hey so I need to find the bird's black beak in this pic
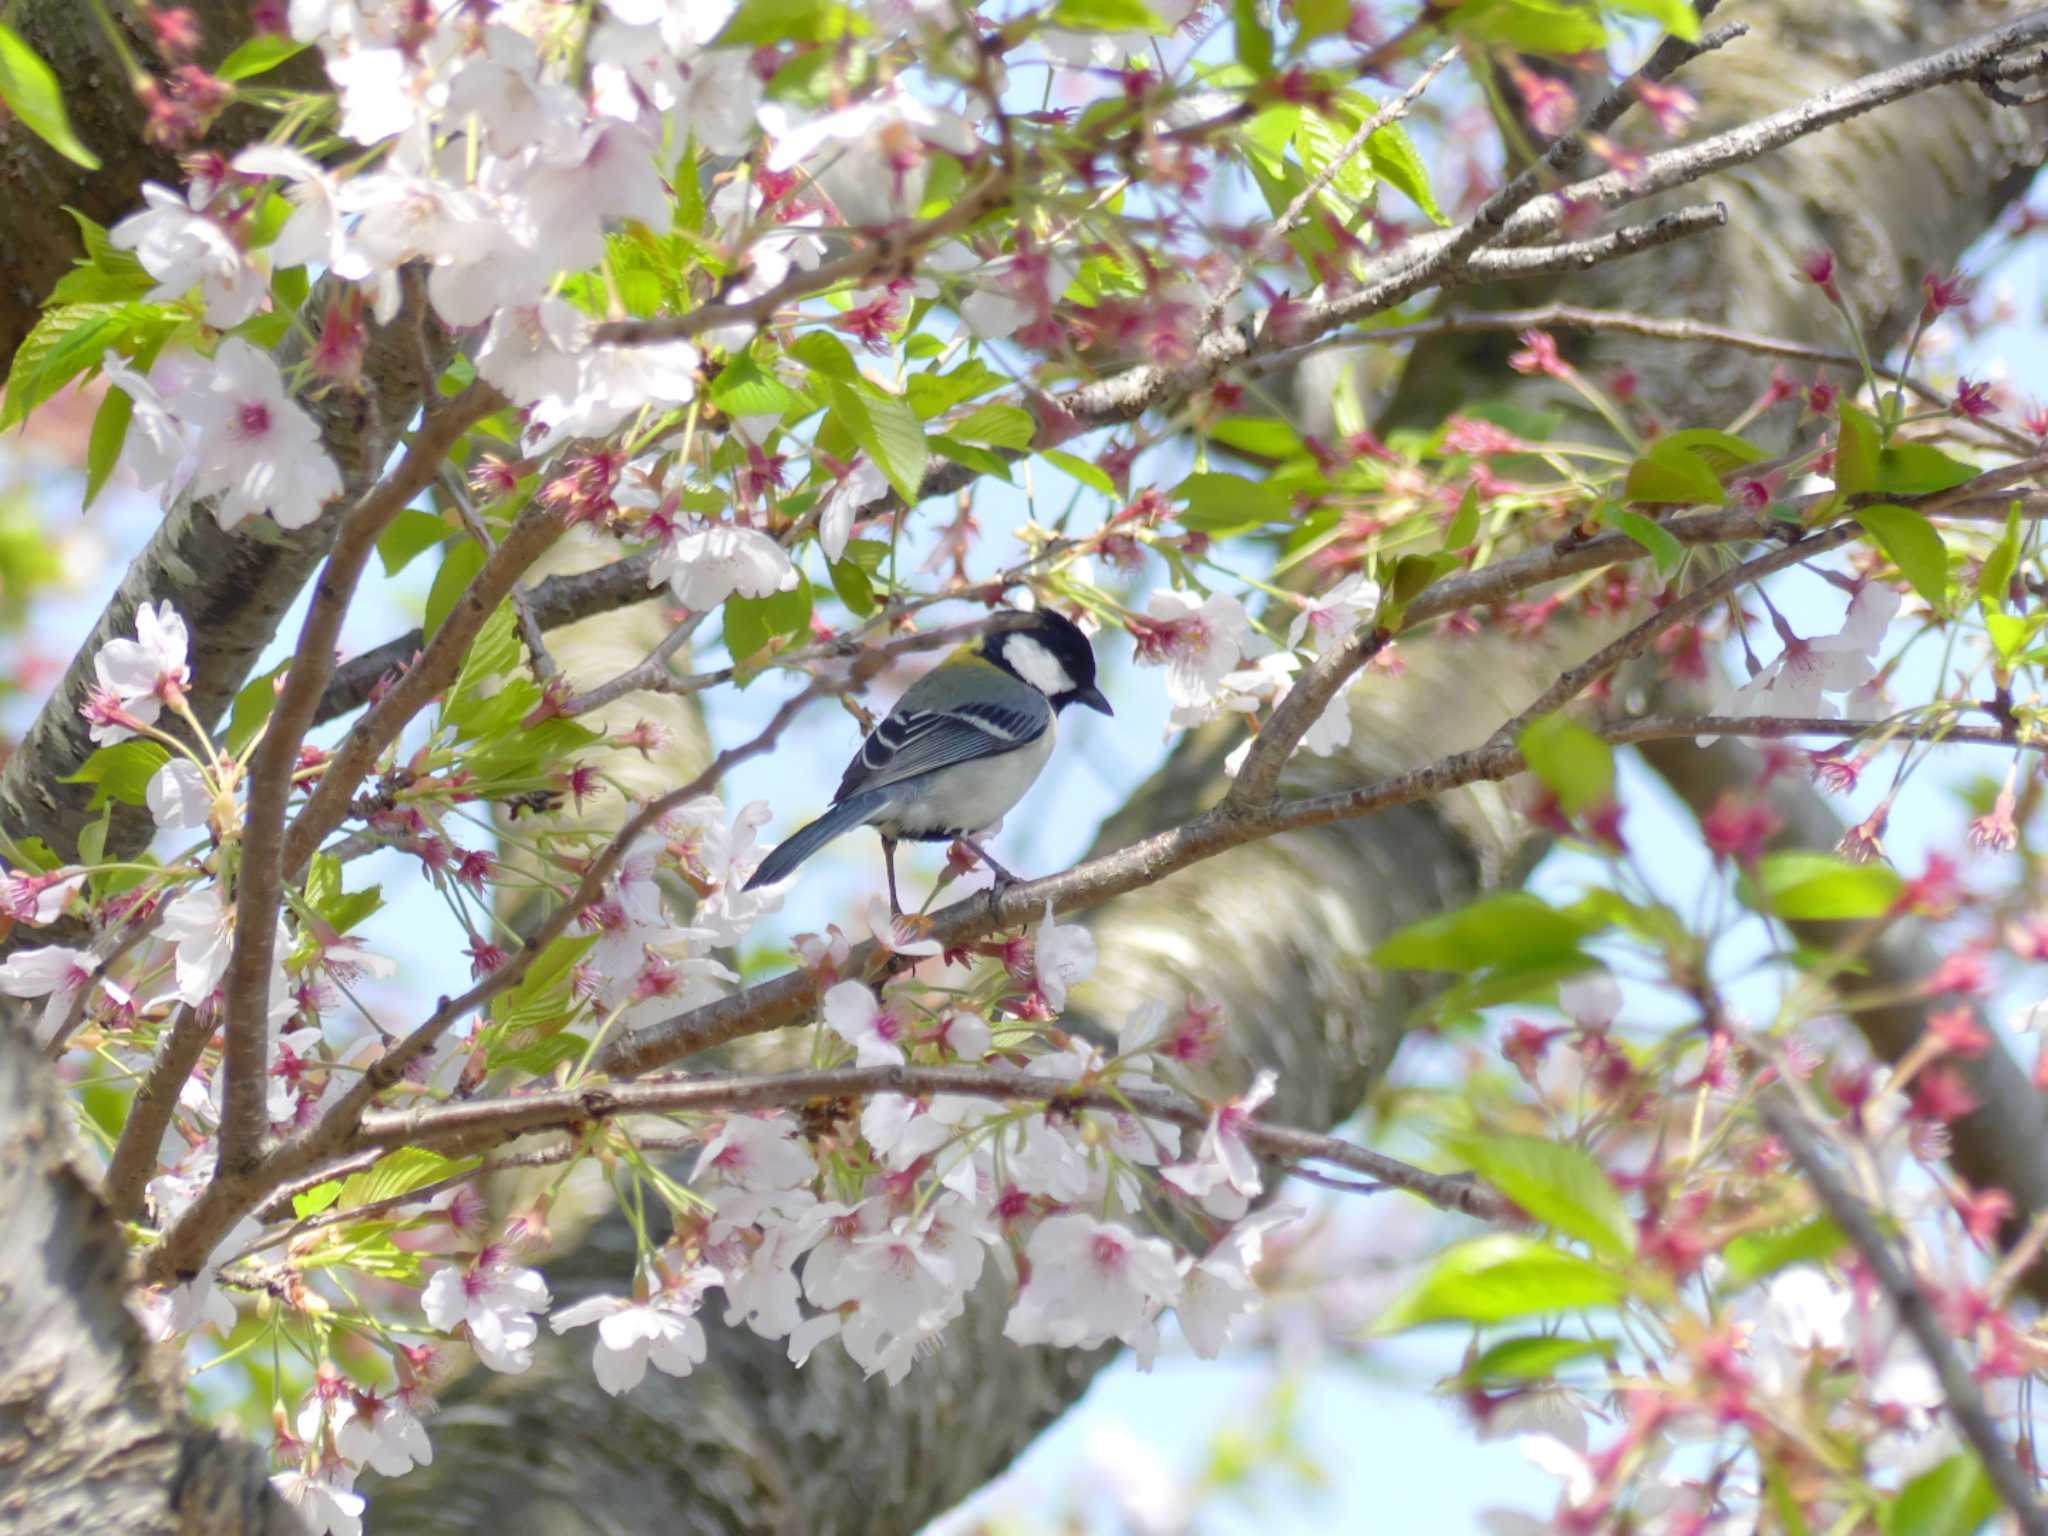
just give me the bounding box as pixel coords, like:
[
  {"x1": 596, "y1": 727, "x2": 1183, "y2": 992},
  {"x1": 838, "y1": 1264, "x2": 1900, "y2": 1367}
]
[{"x1": 1074, "y1": 685, "x2": 1113, "y2": 716}]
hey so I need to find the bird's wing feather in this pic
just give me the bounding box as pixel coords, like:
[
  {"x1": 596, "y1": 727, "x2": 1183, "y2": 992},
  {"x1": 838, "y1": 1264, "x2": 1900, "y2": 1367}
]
[{"x1": 835, "y1": 693, "x2": 1050, "y2": 801}]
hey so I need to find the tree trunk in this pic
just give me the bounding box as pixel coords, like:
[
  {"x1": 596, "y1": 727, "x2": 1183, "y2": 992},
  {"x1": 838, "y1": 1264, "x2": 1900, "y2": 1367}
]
[{"x1": 0, "y1": 1014, "x2": 300, "y2": 1535}]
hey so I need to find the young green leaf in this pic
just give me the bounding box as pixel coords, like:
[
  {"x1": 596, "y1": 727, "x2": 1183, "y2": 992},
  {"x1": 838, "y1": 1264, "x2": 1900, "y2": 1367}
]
[
  {"x1": 1374, "y1": 1235, "x2": 1627, "y2": 1332},
  {"x1": 1443, "y1": 1132, "x2": 1636, "y2": 1260},
  {"x1": 1855, "y1": 504, "x2": 1949, "y2": 612},
  {"x1": 1517, "y1": 713, "x2": 1615, "y2": 815},
  {"x1": 83, "y1": 386, "x2": 134, "y2": 511},
  {"x1": 1883, "y1": 1454, "x2": 1998, "y2": 1536},
  {"x1": 0, "y1": 23, "x2": 100, "y2": 169},
  {"x1": 1743, "y1": 851, "x2": 1903, "y2": 920}
]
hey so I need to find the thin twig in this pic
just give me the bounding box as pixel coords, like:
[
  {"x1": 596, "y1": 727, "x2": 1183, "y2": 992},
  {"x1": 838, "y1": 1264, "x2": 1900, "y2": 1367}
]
[{"x1": 101, "y1": 1004, "x2": 211, "y2": 1221}]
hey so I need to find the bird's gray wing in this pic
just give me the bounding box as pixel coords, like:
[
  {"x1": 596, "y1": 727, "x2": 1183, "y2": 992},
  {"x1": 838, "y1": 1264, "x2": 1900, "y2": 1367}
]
[{"x1": 834, "y1": 694, "x2": 1050, "y2": 801}]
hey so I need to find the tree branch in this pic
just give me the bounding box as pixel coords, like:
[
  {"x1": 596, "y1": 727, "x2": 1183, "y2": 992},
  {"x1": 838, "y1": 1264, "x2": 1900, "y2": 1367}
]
[
  {"x1": 1759, "y1": 1091, "x2": 2047, "y2": 1536},
  {"x1": 346, "y1": 1064, "x2": 1513, "y2": 1222},
  {"x1": 218, "y1": 381, "x2": 505, "y2": 1174}
]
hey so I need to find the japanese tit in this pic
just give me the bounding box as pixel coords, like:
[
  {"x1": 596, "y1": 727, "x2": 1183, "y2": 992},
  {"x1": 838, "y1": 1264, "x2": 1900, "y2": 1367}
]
[{"x1": 744, "y1": 607, "x2": 1112, "y2": 914}]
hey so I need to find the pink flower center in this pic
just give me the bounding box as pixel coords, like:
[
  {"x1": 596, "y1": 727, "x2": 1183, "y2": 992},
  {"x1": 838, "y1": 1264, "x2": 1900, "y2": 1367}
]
[
  {"x1": 237, "y1": 400, "x2": 271, "y2": 437},
  {"x1": 1089, "y1": 1232, "x2": 1127, "y2": 1272}
]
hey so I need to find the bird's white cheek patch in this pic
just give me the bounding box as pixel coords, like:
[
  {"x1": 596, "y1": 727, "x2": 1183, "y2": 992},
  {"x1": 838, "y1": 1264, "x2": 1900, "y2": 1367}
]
[{"x1": 1004, "y1": 635, "x2": 1075, "y2": 697}]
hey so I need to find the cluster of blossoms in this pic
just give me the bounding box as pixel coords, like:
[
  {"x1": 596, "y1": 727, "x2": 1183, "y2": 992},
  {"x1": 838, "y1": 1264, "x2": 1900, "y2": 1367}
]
[{"x1": 5, "y1": 597, "x2": 1298, "y2": 1528}]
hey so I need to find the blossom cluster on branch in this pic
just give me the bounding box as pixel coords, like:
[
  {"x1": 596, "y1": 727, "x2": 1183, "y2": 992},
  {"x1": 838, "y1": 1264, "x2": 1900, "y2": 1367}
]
[{"x1": 5, "y1": 0, "x2": 2048, "y2": 1530}]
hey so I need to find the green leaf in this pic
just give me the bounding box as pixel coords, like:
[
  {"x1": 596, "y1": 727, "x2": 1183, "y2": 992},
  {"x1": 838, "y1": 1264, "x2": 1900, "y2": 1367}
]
[
  {"x1": 1445, "y1": 1132, "x2": 1635, "y2": 1260},
  {"x1": 339, "y1": 1148, "x2": 479, "y2": 1210},
  {"x1": 491, "y1": 932, "x2": 599, "y2": 1031},
  {"x1": 928, "y1": 434, "x2": 1012, "y2": 481},
  {"x1": 304, "y1": 851, "x2": 383, "y2": 934},
  {"x1": 214, "y1": 33, "x2": 310, "y2": 80},
  {"x1": 1743, "y1": 851, "x2": 1903, "y2": 920},
  {"x1": 0, "y1": 22, "x2": 99, "y2": 169},
  {"x1": 61, "y1": 740, "x2": 171, "y2": 809},
  {"x1": 1986, "y1": 611, "x2": 2039, "y2": 665},
  {"x1": 905, "y1": 358, "x2": 1005, "y2": 418},
  {"x1": 1603, "y1": 505, "x2": 1684, "y2": 577},
  {"x1": 293, "y1": 1181, "x2": 344, "y2": 1218},
  {"x1": 712, "y1": 353, "x2": 810, "y2": 416},
  {"x1": 1624, "y1": 442, "x2": 1725, "y2": 506},
  {"x1": 718, "y1": 0, "x2": 864, "y2": 44},
  {"x1": 1207, "y1": 416, "x2": 1304, "y2": 462},
  {"x1": 1884, "y1": 1454, "x2": 1998, "y2": 1536},
  {"x1": 1040, "y1": 448, "x2": 1118, "y2": 497},
  {"x1": 225, "y1": 661, "x2": 288, "y2": 757},
  {"x1": 1517, "y1": 714, "x2": 1615, "y2": 816},
  {"x1": 1654, "y1": 427, "x2": 1765, "y2": 473},
  {"x1": 830, "y1": 380, "x2": 927, "y2": 507},
  {"x1": 1374, "y1": 892, "x2": 1602, "y2": 974},
  {"x1": 1233, "y1": 0, "x2": 1272, "y2": 73},
  {"x1": 1049, "y1": 0, "x2": 1167, "y2": 30},
  {"x1": 1381, "y1": 551, "x2": 1459, "y2": 620},
  {"x1": 1876, "y1": 442, "x2": 1978, "y2": 497},
  {"x1": 1604, "y1": 0, "x2": 1701, "y2": 40},
  {"x1": 1, "y1": 301, "x2": 181, "y2": 433},
  {"x1": 1174, "y1": 471, "x2": 1292, "y2": 533},
  {"x1": 1856, "y1": 504, "x2": 1949, "y2": 612},
  {"x1": 1457, "y1": 1333, "x2": 1618, "y2": 1387},
  {"x1": 791, "y1": 328, "x2": 861, "y2": 383},
  {"x1": 724, "y1": 572, "x2": 814, "y2": 661},
  {"x1": 77, "y1": 802, "x2": 111, "y2": 866},
  {"x1": 1978, "y1": 501, "x2": 2023, "y2": 618},
  {"x1": 423, "y1": 538, "x2": 488, "y2": 640},
  {"x1": 1720, "y1": 1218, "x2": 1846, "y2": 1288},
  {"x1": 1443, "y1": 484, "x2": 1481, "y2": 550},
  {"x1": 1374, "y1": 1235, "x2": 1627, "y2": 1332},
  {"x1": 1835, "y1": 405, "x2": 1881, "y2": 495},
  {"x1": 949, "y1": 402, "x2": 1036, "y2": 450},
  {"x1": 1449, "y1": 0, "x2": 1609, "y2": 52},
  {"x1": 83, "y1": 385, "x2": 133, "y2": 510},
  {"x1": 829, "y1": 557, "x2": 876, "y2": 617},
  {"x1": 1294, "y1": 0, "x2": 1350, "y2": 36},
  {"x1": 378, "y1": 508, "x2": 452, "y2": 578}
]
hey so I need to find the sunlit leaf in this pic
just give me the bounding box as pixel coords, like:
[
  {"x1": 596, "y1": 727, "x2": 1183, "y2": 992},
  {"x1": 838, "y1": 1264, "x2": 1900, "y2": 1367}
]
[
  {"x1": 1443, "y1": 1132, "x2": 1636, "y2": 1260},
  {"x1": 1375, "y1": 1235, "x2": 1627, "y2": 1332}
]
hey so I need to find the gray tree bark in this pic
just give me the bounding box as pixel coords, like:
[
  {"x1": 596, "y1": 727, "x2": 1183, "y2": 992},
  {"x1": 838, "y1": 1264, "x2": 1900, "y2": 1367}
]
[{"x1": 0, "y1": 1011, "x2": 298, "y2": 1535}]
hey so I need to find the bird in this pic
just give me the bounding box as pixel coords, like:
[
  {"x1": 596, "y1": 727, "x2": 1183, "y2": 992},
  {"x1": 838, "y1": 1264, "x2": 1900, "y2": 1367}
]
[{"x1": 744, "y1": 607, "x2": 1112, "y2": 914}]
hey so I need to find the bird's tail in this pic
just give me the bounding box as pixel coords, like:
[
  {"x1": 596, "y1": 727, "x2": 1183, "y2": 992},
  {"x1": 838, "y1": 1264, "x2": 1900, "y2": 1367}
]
[{"x1": 744, "y1": 790, "x2": 891, "y2": 891}]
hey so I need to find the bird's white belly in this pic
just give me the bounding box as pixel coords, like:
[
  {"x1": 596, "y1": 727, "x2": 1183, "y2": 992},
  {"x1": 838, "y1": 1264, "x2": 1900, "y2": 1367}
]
[{"x1": 883, "y1": 722, "x2": 1057, "y2": 837}]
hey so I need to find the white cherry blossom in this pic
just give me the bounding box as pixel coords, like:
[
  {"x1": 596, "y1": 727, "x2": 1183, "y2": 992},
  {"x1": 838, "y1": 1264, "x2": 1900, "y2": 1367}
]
[
  {"x1": 550, "y1": 1277, "x2": 714, "y2": 1394},
  {"x1": 0, "y1": 945, "x2": 97, "y2": 1044},
  {"x1": 98, "y1": 352, "x2": 195, "y2": 499},
  {"x1": 1033, "y1": 901, "x2": 1097, "y2": 1011},
  {"x1": 88, "y1": 599, "x2": 189, "y2": 744},
  {"x1": 823, "y1": 980, "x2": 909, "y2": 1066},
  {"x1": 147, "y1": 758, "x2": 213, "y2": 831},
  {"x1": 648, "y1": 522, "x2": 797, "y2": 613},
  {"x1": 1004, "y1": 1214, "x2": 1181, "y2": 1354},
  {"x1": 695, "y1": 1112, "x2": 817, "y2": 1191},
  {"x1": 420, "y1": 1255, "x2": 551, "y2": 1373},
  {"x1": 111, "y1": 182, "x2": 265, "y2": 327},
  {"x1": 271, "y1": 1471, "x2": 367, "y2": 1536},
  {"x1": 182, "y1": 339, "x2": 343, "y2": 529}
]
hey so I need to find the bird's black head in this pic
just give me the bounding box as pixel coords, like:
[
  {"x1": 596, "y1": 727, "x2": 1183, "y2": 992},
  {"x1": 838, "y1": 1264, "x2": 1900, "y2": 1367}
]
[{"x1": 985, "y1": 607, "x2": 1113, "y2": 716}]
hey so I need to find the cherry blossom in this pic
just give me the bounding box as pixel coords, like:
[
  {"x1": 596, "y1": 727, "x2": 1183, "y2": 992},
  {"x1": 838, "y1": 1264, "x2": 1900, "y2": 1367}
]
[
  {"x1": 1160, "y1": 1070, "x2": 1275, "y2": 1220},
  {"x1": 270, "y1": 1470, "x2": 367, "y2": 1536},
  {"x1": 648, "y1": 521, "x2": 798, "y2": 613},
  {"x1": 550, "y1": 1278, "x2": 714, "y2": 1394},
  {"x1": 822, "y1": 980, "x2": 909, "y2": 1066},
  {"x1": 232, "y1": 145, "x2": 362, "y2": 277},
  {"x1": 0, "y1": 945, "x2": 97, "y2": 1044},
  {"x1": 1004, "y1": 1214, "x2": 1182, "y2": 1354},
  {"x1": 420, "y1": 1254, "x2": 552, "y2": 1373},
  {"x1": 86, "y1": 599, "x2": 189, "y2": 745},
  {"x1": 695, "y1": 1113, "x2": 818, "y2": 1192},
  {"x1": 147, "y1": 758, "x2": 213, "y2": 831},
  {"x1": 98, "y1": 351, "x2": 195, "y2": 497},
  {"x1": 1177, "y1": 1204, "x2": 1298, "y2": 1358},
  {"x1": 817, "y1": 459, "x2": 889, "y2": 562},
  {"x1": 181, "y1": 339, "x2": 343, "y2": 529},
  {"x1": 1033, "y1": 902, "x2": 1097, "y2": 1011},
  {"x1": 1136, "y1": 589, "x2": 1254, "y2": 725},
  {"x1": 111, "y1": 182, "x2": 265, "y2": 326}
]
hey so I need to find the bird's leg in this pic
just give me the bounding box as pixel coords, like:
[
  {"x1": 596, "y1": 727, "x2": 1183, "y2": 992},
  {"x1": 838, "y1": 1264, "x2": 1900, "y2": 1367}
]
[
  {"x1": 959, "y1": 836, "x2": 1018, "y2": 891},
  {"x1": 881, "y1": 835, "x2": 904, "y2": 918}
]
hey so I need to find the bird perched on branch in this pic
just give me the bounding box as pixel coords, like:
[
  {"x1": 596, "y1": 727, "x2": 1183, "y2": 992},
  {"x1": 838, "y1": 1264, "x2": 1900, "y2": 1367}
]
[{"x1": 745, "y1": 607, "x2": 1112, "y2": 914}]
